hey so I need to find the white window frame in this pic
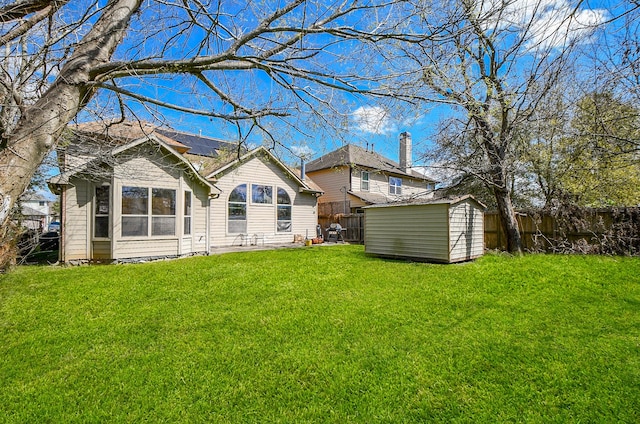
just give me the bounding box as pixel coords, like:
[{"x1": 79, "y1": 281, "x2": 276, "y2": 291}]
[
  {"x1": 228, "y1": 184, "x2": 247, "y2": 234},
  {"x1": 276, "y1": 187, "x2": 292, "y2": 233},
  {"x1": 183, "y1": 190, "x2": 192, "y2": 236},
  {"x1": 121, "y1": 186, "x2": 176, "y2": 237},
  {"x1": 94, "y1": 185, "x2": 110, "y2": 239},
  {"x1": 251, "y1": 184, "x2": 273, "y2": 204},
  {"x1": 389, "y1": 176, "x2": 402, "y2": 195},
  {"x1": 361, "y1": 171, "x2": 370, "y2": 191}
]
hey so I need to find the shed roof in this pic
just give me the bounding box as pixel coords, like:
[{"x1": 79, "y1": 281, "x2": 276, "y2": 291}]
[{"x1": 363, "y1": 194, "x2": 487, "y2": 210}]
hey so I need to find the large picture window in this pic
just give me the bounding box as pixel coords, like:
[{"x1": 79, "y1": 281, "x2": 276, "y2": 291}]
[
  {"x1": 228, "y1": 184, "x2": 247, "y2": 233},
  {"x1": 277, "y1": 187, "x2": 292, "y2": 233},
  {"x1": 121, "y1": 186, "x2": 176, "y2": 237},
  {"x1": 389, "y1": 176, "x2": 402, "y2": 195},
  {"x1": 94, "y1": 186, "x2": 110, "y2": 238},
  {"x1": 151, "y1": 188, "x2": 176, "y2": 236},
  {"x1": 122, "y1": 186, "x2": 148, "y2": 236},
  {"x1": 251, "y1": 184, "x2": 273, "y2": 204}
]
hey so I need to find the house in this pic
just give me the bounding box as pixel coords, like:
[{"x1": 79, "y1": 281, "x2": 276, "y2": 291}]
[
  {"x1": 363, "y1": 195, "x2": 486, "y2": 263},
  {"x1": 305, "y1": 132, "x2": 437, "y2": 214},
  {"x1": 48, "y1": 121, "x2": 321, "y2": 263},
  {"x1": 206, "y1": 147, "x2": 323, "y2": 247},
  {"x1": 18, "y1": 193, "x2": 56, "y2": 231}
]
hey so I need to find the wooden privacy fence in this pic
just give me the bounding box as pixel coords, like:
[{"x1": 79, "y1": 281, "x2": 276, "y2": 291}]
[
  {"x1": 485, "y1": 208, "x2": 640, "y2": 254},
  {"x1": 317, "y1": 214, "x2": 364, "y2": 243}
]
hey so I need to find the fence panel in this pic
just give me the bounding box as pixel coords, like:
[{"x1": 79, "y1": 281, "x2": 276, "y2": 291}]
[
  {"x1": 318, "y1": 214, "x2": 364, "y2": 243},
  {"x1": 484, "y1": 208, "x2": 640, "y2": 253}
]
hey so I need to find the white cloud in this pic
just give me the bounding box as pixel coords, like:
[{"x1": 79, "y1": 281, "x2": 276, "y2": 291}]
[
  {"x1": 481, "y1": 0, "x2": 608, "y2": 50},
  {"x1": 351, "y1": 106, "x2": 397, "y2": 135},
  {"x1": 291, "y1": 145, "x2": 315, "y2": 159}
]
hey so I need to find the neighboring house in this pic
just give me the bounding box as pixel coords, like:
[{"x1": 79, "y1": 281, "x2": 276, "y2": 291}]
[
  {"x1": 364, "y1": 195, "x2": 486, "y2": 263},
  {"x1": 305, "y1": 132, "x2": 437, "y2": 213},
  {"x1": 48, "y1": 121, "x2": 322, "y2": 263},
  {"x1": 18, "y1": 193, "x2": 56, "y2": 231}
]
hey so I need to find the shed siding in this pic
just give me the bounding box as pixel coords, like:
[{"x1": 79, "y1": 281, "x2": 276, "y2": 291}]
[
  {"x1": 306, "y1": 167, "x2": 349, "y2": 203},
  {"x1": 63, "y1": 178, "x2": 91, "y2": 261},
  {"x1": 448, "y1": 200, "x2": 484, "y2": 262},
  {"x1": 210, "y1": 155, "x2": 318, "y2": 247},
  {"x1": 365, "y1": 204, "x2": 450, "y2": 262}
]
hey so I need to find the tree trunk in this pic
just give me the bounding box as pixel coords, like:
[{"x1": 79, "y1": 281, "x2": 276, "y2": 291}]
[
  {"x1": 0, "y1": 0, "x2": 142, "y2": 269},
  {"x1": 494, "y1": 185, "x2": 523, "y2": 254}
]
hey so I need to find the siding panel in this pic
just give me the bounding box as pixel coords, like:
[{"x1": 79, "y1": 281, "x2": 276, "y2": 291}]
[
  {"x1": 365, "y1": 200, "x2": 484, "y2": 263},
  {"x1": 63, "y1": 179, "x2": 90, "y2": 261},
  {"x1": 365, "y1": 204, "x2": 450, "y2": 262},
  {"x1": 210, "y1": 154, "x2": 318, "y2": 247},
  {"x1": 449, "y1": 201, "x2": 485, "y2": 262}
]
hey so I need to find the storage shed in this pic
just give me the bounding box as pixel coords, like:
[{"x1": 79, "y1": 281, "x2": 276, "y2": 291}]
[{"x1": 364, "y1": 195, "x2": 486, "y2": 263}]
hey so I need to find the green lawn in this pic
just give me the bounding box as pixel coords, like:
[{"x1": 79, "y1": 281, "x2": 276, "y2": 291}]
[{"x1": 1, "y1": 245, "x2": 639, "y2": 423}]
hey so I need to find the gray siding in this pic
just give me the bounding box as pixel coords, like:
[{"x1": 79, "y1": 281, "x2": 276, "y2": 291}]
[
  {"x1": 365, "y1": 204, "x2": 450, "y2": 262},
  {"x1": 353, "y1": 168, "x2": 431, "y2": 199},
  {"x1": 364, "y1": 200, "x2": 484, "y2": 263},
  {"x1": 448, "y1": 200, "x2": 485, "y2": 262},
  {"x1": 63, "y1": 178, "x2": 91, "y2": 261},
  {"x1": 210, "y1": 154, "x2": 318, "y2": 247},
  {"x1": 61, "y1": 144, "x2": 211, "y2": 262}
]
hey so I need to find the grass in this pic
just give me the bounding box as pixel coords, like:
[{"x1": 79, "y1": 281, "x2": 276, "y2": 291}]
[{"x1": 1, "y1": 245, "x2": 639, "y2": 423}]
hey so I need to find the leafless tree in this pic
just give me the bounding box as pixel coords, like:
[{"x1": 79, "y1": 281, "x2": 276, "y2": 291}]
[
  {"x1": 0, "y1": 0, "x2": 418, "y2": 265},
  {"x1": 373, "y1": 0, "x2": 615, "y2": 253}
]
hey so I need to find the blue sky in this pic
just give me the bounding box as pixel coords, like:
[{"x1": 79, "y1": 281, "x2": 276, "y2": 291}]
[{"x1": 80, "y1": 0, "x2": 623, "y2": 171}]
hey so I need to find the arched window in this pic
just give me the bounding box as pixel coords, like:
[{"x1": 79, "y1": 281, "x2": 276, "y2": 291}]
[
  {"x1": 228, "y1": 184, "x2": 247, "y2": 233},
  {"x1": 277, "y1": 187, "x2": 292, "y2": 232}
]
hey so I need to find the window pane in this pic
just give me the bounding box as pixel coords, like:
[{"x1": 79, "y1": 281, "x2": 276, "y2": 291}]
[
  {"x1": 390, "y1": 177, "x2": 402, "y2": 195},
  {"x1": 152, "y1": 188, "x2": 176, "y2": 215},
  {"x1": 96, "y1": 186, "x2": 110, "y2": 214},
  {"x1": 228, "y1": 220, "x2": 247, "y2": 234},
  {"x1": 252, "y1": 184, "x2": 272, "y2": 204},
  {"x1": 277, "y1": 221, "x2": 292, "y2": 232},
  {"x1": 122, "y1": 216, "x2": 148, "y2": 236},
  {"x1": 229, "y1": 203, "x2": 246, "y2": 219},
  {"x1": 184, "y1": 217, "x2": 191, "y2": 235},
  {"x1": 152, "y1": 216, "x2": 175, "y2": 236},
  {"x1": 95, "y1": 216, "x2": 109, "y2": 238},
  {"x1": 277, "y1": 187, "x2": 291, "y2": 204},
  {"x1": 122, "y1": 187, "x2": 148, "y2": 215},
  {"x1": 184, "y1": 191, "x2": 191, "y2": 216},
  {"x1": 277, "y1": 205, "x2": 292, "y2": 221},
  {"x1": 229, "y1": 184, "x2": 246, "y2": 203}
]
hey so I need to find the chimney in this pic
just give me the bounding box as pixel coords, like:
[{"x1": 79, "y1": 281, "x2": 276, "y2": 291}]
[
  {"x1": 300, "y1": 158, "x2": 306, "y2": 181},
  {"x1": 399, "y1": 131, "x2": 412, "y2": 173}
]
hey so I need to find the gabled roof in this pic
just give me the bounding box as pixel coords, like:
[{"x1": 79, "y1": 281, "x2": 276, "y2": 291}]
[
  {"x1": 207, "y1": 146, "x2": 323, "y2": 195},
  {"x1": 49, "y1": 135, "x2": 220, "y2": 196},
  {"x1": 68, "y1": 121, "x2": 239, "y2": 158},
  {"x1": 70, "y1": 121, "x2": 191, "y2": 154},
  {"x1": 305, "y1": 144, "x2": 436, "y2": 182}
]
